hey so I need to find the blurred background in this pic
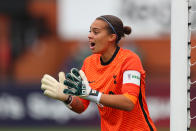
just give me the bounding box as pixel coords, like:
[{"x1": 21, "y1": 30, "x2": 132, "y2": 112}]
[{"x1": 0, "y1": 0, "x2": 196, "y2": 131}]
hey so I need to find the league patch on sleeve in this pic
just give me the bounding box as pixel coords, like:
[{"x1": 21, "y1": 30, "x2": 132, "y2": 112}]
[{"x1": 123, "y1": 70, "x2": 141, "y2": 86}]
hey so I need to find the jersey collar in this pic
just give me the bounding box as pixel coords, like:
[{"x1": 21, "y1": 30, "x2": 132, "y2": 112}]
[{"x1": 100, "y1": 46, "x2": 120, "y2": 66}]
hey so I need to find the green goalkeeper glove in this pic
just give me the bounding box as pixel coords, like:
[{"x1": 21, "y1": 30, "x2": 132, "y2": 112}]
[
  {"x1": 41, "y1": 72, "x2": 69, "y2": 102},
  {"x1": 63, "y1": 68, "x2": 102, "y2": 103}
]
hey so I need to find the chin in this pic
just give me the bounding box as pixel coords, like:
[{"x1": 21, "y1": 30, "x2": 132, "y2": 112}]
[{"x1": 91, "y1": 50, "x2": 101, "y2": 54}]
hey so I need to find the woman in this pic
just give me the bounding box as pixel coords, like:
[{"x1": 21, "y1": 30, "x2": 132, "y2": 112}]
[{"x1": 41, "y1": 15, "x2": 156, "y2": 131}]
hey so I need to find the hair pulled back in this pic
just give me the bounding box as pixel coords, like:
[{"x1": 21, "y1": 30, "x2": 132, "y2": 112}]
[{"x1": 96, "y1": 15, "x2": 131, "y2": 43}]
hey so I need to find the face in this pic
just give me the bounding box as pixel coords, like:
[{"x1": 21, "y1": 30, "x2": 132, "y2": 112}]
[{"x1": 88, "y1": 19, "x2": 115, "y2": 54}]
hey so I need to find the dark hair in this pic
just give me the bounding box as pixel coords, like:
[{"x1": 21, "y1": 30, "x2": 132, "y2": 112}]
[{"x1": 96, "y1": 15, "x2": 131, "y2": 43}]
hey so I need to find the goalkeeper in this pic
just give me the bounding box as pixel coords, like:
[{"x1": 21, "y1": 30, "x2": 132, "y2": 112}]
[{"x1": 41, "y1": 15, "x2": 156, "y2": 131}]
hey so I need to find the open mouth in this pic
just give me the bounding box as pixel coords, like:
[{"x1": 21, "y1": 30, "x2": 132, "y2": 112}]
[
  {"x1": 91, "y1": 42, "x2": 95, "y2": 47},
  {"x1": 90, "y1": 42, "x2": 96, "y2": 49}
]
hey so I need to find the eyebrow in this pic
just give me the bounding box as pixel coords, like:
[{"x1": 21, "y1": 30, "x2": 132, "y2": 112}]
[
  {"x1": 90, "y1": 27, "x2": 105, "y2": 31},
  {"x1": 90, "y1": 27, "x2": 100, "y2": 30}
]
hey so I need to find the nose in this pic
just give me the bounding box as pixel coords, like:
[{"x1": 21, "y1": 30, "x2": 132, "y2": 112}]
[{"x1": 88, "y1": 32, "x2": 93, "y2": 39}]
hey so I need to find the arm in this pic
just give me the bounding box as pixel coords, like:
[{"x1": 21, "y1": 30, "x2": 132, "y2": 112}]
[
  {"x1": 100, "y1": 94, "x2": 135, "y2": 111},
  {"x1": 63, "y1": 68, "x2": 137, "y2": 111}
]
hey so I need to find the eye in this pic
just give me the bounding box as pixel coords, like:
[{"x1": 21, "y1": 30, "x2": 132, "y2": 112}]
[
  {"x1": 93, "y1": 30, "x2": 100, "y2": 35},
  {"x1": 90, "y1": 28, "x2": 101, "y2": 35},
  {"x1": 94, "y1": 31, "x2": 98, "y2": 35}
]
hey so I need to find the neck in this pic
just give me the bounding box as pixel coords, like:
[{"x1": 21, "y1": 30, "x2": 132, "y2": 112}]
[{"x1": 101, "y1": 45, "x2": 117, "y2": 63}]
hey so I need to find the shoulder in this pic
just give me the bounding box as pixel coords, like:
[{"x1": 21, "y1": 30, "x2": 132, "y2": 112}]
[
  {"x1": 82, "y1": 54, "x2": 99, "y2": 72},
  {"x1": 83, "y1": 54, "x2": 100, "y2": 66},
  {"x1": 119, "y1": 48, "x2": 144, "y2": 72},
  {"x1": 84, "y1": 54, "x2": 99, "y2": 62},
  {"x1": 120, "y1": 48, "x2": 141, "y2": 62}
]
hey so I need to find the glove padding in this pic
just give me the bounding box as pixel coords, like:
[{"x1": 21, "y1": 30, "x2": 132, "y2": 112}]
[
  {"x1": 41, "y1": 72, "x2": 69, "y2": 101},
  {"x1": 64, "y1": 68, "x2": 102, "y2": 103}
]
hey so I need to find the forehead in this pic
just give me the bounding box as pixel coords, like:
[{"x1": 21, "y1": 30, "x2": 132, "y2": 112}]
[{"x1": 90, "y1": 19, "x2": 107, "y2": 29}]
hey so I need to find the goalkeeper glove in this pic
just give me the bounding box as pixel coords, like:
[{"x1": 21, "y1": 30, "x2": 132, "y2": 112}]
[
  {"x1": 63, "y1": 68, "x2": 102, "y2": 103},
  {"x1": 41, "y1": 72, "x2": 69, "y2": 102}
]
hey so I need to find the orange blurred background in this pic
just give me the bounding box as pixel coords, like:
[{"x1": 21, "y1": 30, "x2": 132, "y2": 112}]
[{"x1": 0, "y1": 0, "x2": 174, "y2": 83}]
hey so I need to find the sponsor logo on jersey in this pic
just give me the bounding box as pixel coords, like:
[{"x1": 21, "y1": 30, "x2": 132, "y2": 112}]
[{"x1": 123, "y1": 70, "x2": 141, "y2": 86}]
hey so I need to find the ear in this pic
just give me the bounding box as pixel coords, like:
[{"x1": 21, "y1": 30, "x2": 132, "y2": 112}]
[{"x1": 108, "y1": 34, "x2": 117, "y2": 43}]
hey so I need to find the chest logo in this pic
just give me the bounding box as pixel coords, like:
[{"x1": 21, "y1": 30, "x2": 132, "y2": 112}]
[{"x1": 113, "y1": 75, "x2": 117, "y2": 84}]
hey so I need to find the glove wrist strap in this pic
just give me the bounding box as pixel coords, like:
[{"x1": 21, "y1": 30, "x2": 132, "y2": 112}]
[
  {"x1": 64, "y1": 95, "x2": 72, "y2": 104},
  {"x1": 83, "y1": 90, "x2": 102, "y2": 103},
  {"x1": 64, "y1": 95, "x2": 73, "y2": 109}
]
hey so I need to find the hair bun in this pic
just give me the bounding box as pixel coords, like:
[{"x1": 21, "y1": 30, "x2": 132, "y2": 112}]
[{"x1": 123, "y1": 26, "x2": 132, "y2": 35}]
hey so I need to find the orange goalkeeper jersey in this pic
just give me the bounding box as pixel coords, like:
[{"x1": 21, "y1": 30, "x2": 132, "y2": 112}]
[{"x1": 80, "y1": 47, "x2": 156, "y2": 131}]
